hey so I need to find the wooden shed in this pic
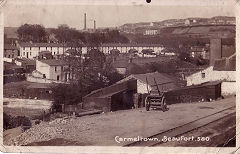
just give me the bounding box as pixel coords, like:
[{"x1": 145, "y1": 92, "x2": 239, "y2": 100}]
[{"x1": 165, "y1": 81, "x2": 222, "y2": 105}]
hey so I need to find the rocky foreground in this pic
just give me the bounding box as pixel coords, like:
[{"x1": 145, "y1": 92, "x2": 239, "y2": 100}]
[{"x1": 4, "y1": 96, "x2": 236, "y2": 146}]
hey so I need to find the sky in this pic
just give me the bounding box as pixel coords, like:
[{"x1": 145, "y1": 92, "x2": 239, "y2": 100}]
[{"x1": 3, "y1": 0, "x2": 236, "y2": 30}]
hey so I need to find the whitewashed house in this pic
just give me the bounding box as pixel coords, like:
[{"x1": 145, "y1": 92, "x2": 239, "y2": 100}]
[
  {"x1": 17, "y1": 42, "x2": 165, "y2": 59},
  {"x1": 17, "y1": 42, "x2": 71, "y2": 59},
  {"x1": 186, "y1": 54, "x2": 236, "y2": 96},
  {"x1": 31, "y1": 59, "x2": 71, "y2": 82}
]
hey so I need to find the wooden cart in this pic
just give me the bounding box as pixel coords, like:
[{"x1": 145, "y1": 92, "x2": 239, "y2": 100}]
[{"x1": 145, "y1": 77, "x2": 167, "y2": 111}]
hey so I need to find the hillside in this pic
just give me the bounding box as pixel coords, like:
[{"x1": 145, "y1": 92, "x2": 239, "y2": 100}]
[
  {"x1": 131, "y1": 25, "x2": 235, "y2": 45},
  {"x1": 160, "y1": 25, "x2": 235, "y2": 37}
]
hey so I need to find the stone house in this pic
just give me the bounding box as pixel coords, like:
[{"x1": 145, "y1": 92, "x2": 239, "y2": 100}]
[
  {"x1": 32, "y1": 59, "x2": 71, "y2": 82},
  {"x1": 186, "y1": 53, "x2": 236, "y2": 96}
]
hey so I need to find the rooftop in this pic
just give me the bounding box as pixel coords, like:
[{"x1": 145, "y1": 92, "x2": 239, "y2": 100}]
[
  {"x1": 18, "y1": 42, "x2": 164, "y2": 48},
  {"x1": 39, "y1": 59, "x2": 68, "y2": 66},
  {"x1": 18, "y1": 42, "x2": 65, "y2": 47},
  {"x1": 4, "y1": 44, "x2": 19, "y2": 50},
  {"x1": 131, "y1": 72, "x2": 175, "y2": 86},
  {"x1": 116, "y1": 72, "x2": 176, "y2": 88},
  {"x1": 4, "y1": 62, "x2": 24, "y2": 70},
  {"x1": 15, "y1": 58, "x2": 36, "y2": 65}
]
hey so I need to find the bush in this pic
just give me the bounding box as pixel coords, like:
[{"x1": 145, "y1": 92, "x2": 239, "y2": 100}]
[
  {"x1": 51, "y1": 84, "x2": 83, "y2": 110},
  {"x1": 3, "y1": 112, "x2": 32, "y2": 130},
  {"x1": 179, "y1": 51, "x2": 191, "y2": 62}
]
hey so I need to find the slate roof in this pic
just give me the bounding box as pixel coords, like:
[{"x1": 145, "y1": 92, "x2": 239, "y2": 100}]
[
  {"x1": 100, "y1": 43, "x2": 163, "y2": 47},
  {"x1": 18, "y1": 42, "x2": 164, "y2": 48},
  {"x1": 130, "y1": 72, "x2": 175, "y2": 86},
  {"x1": 117, "y1": 72, "x2": 176, "y2": 87},
  {"x1": 15, "y1": 58, "x2": 36, "y2": 65},
  {"x1": 40, "y1": 59, "x2": 67, "y2": 66},
  {"x1": 19, "y1": 42, "x2": 65, "y2": 47}
]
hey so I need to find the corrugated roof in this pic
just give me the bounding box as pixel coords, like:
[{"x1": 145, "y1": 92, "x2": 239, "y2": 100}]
[{"x1": 39, "y1": 59, "x2": 68, "y2": 66}]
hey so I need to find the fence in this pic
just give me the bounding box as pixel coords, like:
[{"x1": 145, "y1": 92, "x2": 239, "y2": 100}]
[
  {"x1": 54, "y1": 103, "x2": 83, "y2": 113},
  {"x1": 165, "y1": 82, "x2": 221, "y2": 105},
  {"x1": 221, "y1": 81, "x2": 236, "y2": 96},
  {"x1": 26, "y1": 74, "x2": 66, "y2": 84}
]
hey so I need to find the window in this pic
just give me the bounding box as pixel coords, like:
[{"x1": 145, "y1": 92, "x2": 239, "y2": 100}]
[
  {"x1": 55, "y1": 66, "x2": 57, "y2": 72},
  {"x1": 57, "y1": 75, "x2": 60, "y2": 81},
  {"x1": 23, "y1": 47, "x2": 25, "y2": 50},
  {"x1": 54, "y1": 52, "x2": 55, "y2": 55},
  {"x1": 23, "y1": 52, "x2": 25, "y2": 56},
  {"x1": 30, "y1": 52, "x2": 31, "y2": 56},
  {"x1": 51, "y1": 47, "x2": 52, "y2": 51},
  {"x1": 201, "y1": 73, "x2": 205, "y2": 78},
  {"x1": 43, "y1": 74, "x2": 46, "y2": 78},
  {"x1": 46, "y1": 47, "x2": 47, "y2": 50},
  {"x1": 30, "y1": 47, "x2": 32, "y2": 50},
  {"x1": 61, "y1": 66, "x2": 63, "y2": 71},
  {"x1": 39, "y1": 47, "x2": 41, "y2": 50}
]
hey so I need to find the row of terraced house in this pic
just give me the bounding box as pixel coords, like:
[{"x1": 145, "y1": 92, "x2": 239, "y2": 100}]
[
  {"x1": 6, "y1": 42, "x2": 168, "y2": 59},
  {"x1": 3, "y1": 42, "x2": 170, "y2": 83}
]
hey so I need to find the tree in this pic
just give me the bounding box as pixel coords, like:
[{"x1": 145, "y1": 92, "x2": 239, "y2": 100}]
[
  {"x1": 128, "y1": 49, "x2": 138, "y2": 54},
  {"x1": 17, "y1": 24, "x2": 47, "y2": 42},
  {"x1": 141, "y1": 49, "x2": 154, "y2": 55},
  {"x1": 53, "y1": 24, "x2": 86, "y2": 44},
  {"x1": 52, "y1": 83, "x2": 82, "y2": 106},
  {"x1": 178, "y1": 51, "x2": 191, "y2": 62},
  {"x1": 51, "y1": 47, "x2": 124, "y2": 107},
  {"x1": 110, "y1": 49, "x2": 120, "y2": 61}
]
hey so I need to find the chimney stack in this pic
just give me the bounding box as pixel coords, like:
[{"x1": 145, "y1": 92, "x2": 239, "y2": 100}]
[
  {"x1": 94, "y1": 20, "x2": 96, "y2": 30},
  {"x1": 210, "y1": 38, "x2": 222, "y2": 66},
  {"x1": 84, "y1": 13, "x2": 87, "y2": 30}
]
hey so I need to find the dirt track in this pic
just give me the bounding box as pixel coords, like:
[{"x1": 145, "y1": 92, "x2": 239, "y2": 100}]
[{"x1": 4, "y1": 96, "x2": 236, "y2": 146}]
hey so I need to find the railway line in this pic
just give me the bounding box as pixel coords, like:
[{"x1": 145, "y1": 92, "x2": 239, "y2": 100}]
[{"x1": 124, "y1": 106, "x2": 236, "y2": 147}]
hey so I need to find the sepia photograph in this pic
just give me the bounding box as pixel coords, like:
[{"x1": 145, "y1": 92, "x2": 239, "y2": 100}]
[{"x1": 1, "y1": 0, "x2": 239, "y2": 153}]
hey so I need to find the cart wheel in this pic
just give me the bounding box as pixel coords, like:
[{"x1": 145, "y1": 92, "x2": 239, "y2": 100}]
[
  {"x1": 162, "y1": 98, "x2": 167, "y2": 112},
  {"x1": 145, "y1": 97, "x2": 150, "y2": 111}
]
